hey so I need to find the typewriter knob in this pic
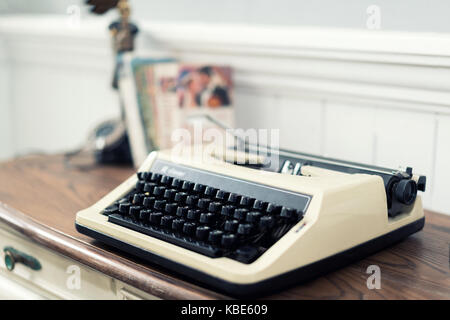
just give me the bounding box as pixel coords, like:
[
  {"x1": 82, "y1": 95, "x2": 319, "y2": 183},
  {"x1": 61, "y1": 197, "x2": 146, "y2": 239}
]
[{"x1": 394, "y1": 179, "x2": 417, "y2": 205}]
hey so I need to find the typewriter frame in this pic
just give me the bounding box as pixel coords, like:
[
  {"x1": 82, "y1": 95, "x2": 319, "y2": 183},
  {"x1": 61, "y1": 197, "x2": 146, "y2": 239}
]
[{"x1": 75, "y1": 150, "x2": 425, "y2": 297}]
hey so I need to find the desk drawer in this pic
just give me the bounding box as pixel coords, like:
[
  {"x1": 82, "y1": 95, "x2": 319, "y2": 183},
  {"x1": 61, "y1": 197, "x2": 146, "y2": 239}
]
[{"x1": 0, "y1": 222, "x2": 159, "y2": 300}]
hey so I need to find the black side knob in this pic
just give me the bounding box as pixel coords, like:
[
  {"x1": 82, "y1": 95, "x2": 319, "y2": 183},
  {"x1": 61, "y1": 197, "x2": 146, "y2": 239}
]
[{"x1": 394, "y1": 179, "x2": 417, "y2": 205}]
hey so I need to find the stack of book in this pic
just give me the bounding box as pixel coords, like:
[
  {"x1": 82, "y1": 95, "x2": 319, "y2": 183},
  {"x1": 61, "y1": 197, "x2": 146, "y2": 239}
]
[{"x1": 119, "y1": 54, "x2": 234, "y2": 166}]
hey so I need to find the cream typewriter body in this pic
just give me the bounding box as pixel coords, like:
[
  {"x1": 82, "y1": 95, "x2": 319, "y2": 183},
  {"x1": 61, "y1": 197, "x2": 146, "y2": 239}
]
[{"x1": 76, "y1": 147, "x2": 425, "y2": 297}]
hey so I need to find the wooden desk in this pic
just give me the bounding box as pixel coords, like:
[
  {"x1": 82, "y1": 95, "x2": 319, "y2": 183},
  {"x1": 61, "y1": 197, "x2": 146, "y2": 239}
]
[{"x1": 0, "y1": 155, "x2": 448, "y2": 299}]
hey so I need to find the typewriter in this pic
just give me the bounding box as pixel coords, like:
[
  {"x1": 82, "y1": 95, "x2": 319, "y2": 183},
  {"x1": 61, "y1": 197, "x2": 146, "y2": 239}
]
[{"x1": 75, "y1": 145, "x2": 426, "y2": 297}]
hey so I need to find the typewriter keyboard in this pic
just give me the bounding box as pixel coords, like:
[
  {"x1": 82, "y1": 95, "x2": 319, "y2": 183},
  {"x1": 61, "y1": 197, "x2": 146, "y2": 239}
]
[{"x1": 104, "y1": 163, "x2": 310, "y2": 264}]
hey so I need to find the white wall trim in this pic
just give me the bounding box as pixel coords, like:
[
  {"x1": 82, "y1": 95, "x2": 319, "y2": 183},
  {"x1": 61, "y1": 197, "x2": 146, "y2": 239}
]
[
  {"x1": 2, "y1": 15, "x2": 449, "y2": 111},
  {"x1": 141, "y1": 21, "x2": 450, "y2": 66},
  {"x1": 140, "y1": 21, "x2": 450, "y2": 111},
  {"x1": 2, "y1": 15, "x2": 450, "y2": 64}
]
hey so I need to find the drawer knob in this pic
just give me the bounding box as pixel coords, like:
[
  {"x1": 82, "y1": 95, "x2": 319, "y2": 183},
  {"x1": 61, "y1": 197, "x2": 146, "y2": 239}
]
[{"x1": 3, "y1": 247, "x2": 41, "y2": 271}]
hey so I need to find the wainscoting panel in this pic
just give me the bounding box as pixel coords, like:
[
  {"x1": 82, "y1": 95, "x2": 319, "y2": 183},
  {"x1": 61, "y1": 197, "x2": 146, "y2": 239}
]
[
  {"x1": 373, "y1": 108, "x2": 436, "y2": 206},
  {"x1": 323, "y1": 102, "x2": 377, "y2": 164},
  {"x1": 11, "y1": 62, "x2": 120, "y2": 154},
  {"x1": 432, "y1": 114, "x2": 450, "y2": 214},
  {"x1": 277, "y1": 96, "x2": 323, "y2": 154},
  {"x1": 0, "y1": 40, "x2": 12, "y2": 160}
]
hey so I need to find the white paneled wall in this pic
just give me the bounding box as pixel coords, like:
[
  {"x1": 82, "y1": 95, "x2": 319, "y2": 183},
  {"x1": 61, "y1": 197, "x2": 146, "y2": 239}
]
[
  {"x1": 277, "y1": 97, "x2": 324, "y2": 154},
  {"x1": 0, "y1": 15, "x2": 449, "y2": 215},
  {"x1": 0, "y1": 39, "x2": 12, "y2": 160},
  {"x1": 322, "y1": 104, "x2": 437, "y2": 206},
  {"x1": 433, "y1": 115, "x2": 450, "y2": 213},
  {"x1": 234, "y1": 92, "x2": 324, "y2": 153},
  {"x1": 323, "y1": 103, "x2": 376, "y2": 164},
  {"x1": 11, "y1": 63, "x2": 120, "y2": 154},
  {"x1": 0, "y1": 16, "x2": 120, "y2": 158},
  {"x1": 374, "y1": 109, "x2": 437, "y2": 206}
]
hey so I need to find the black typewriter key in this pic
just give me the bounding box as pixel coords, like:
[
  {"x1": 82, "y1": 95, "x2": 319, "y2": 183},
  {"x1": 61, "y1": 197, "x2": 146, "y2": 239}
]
[
  {"x1": 215, "y1": 190, "x2": 229, "y2": 201},
  {"x1": 117, "y1": 197, "x2": 129, "y2": 204},
  {"x1": 102, "y1": 204, "x2": 119, "y2": 216},
  {"x1": 160, "y1": 215, "x2": 175, "y2": 227},
  {"x1": 172, "y1": 218, "x2": 185, "y2": 231},
  {"x1": 164, "y1": 189, "x2": 177, "y2": 201},
  {"x1": 171, "y1": 178, "x2": 183, "y2": 189},
  {"x1": 129, "y1": 206, "x2": 141, "y2": 219},
  {"x1": 221, "y1": 205, "x2": 235, "y2": 217},
  {"x1": 208, "y1": 230, "x2": 223, "y2": 244},
  {"x1": 197, "y1": 198, "x2": 211, "y2": 209},
  {"x1": 181, "y1": 181, "x2": 194, "y2": 191},
  {"x1": 153, "y1": 186, "x2": 166, "y2": 197},
  {"x1": 252, "y1": 200, "x2": 266, "y2": 211},
  {"x1": 208, "y1": 202, "x2": 222, "y2": 213},
  {"x1": 176, "y1": 206, "x2": 189, "y2": 218},
  {"x1": 237, "y1": 223, "x2": 253, "y2": 235},
  {"x1": 137, "y1": 172, "x2": 149, "y2": 181},
  {"x1": 143, "y1": 182, "x2": 156, "y2": 193},
  {"x1": 150, "y1": 173, "x2": 162, "y2": 182},
  {"x1": 153, "y1": 199, "x2": 167, "y2": 211},
  {"x1": 132, "y1": 194, "x2": 144, "y2": 205},
  {"x1": 280, "y1": 207, "x2": 297, "y2": 220},
  {"x1": 142, "y1": 172, "x2": 152, "y2": 181},
  {"x1": 196, "y1": 226, "x2": 211, "y2": 240},
  {"x1": 199, "y1": 212, "x2": 215, "y2": 224},
  {"x1": 118, "y1": 202, "x2": 131, "y2": 214},
  {"x1": 183, "y1": 222, "x2": 197, "y2": 235},
  {"x1": 174, "y1": 192, "x2": 188, "y2": 203},
  {"x1": 239, "y1": 196, "x2": 255, "y2": 207},
  {"x1": 221, "y1": 234, "x2": 237, "y2": 248},
  {"x1": 164, "y1": 203, "x2": 178, "y2": 214},
  {"x1": 227, "y1": 193, "x2": 241, "y2": 204},
  {"x1": 233, "y1": 208, "x2": 248, "y2": 220},
  {"x1": 193, "y1": 183, "x2": 205, "y2": 193},
  {"x1": 266, "y1": 203, "x2": 281, "y2": 214},
  {"x1": 186, "y1": 195, "x2": 199, "y2": 206},
  {"x1": 235, "y1": 246, "x2": 260, "y2": 263},
  {"x1": 224, "y1": 220, "x2": 239, "y2": 232},
  {"x1": 127, "y1": 193, "x2": 135, "y2": 202},
  {"x1": 143, "y1": 196, "x2": 155, "y2": 208},
  {"x1": 204, "y1": 186, "x2": 217, "y2": 197},
  {"x1": 139, "y1": 209, "x2": 151, "y2": 221},
  {"x1": 160, "y1": 175, "x2": 173, "y2": 186},
  {"x1": 259, "y1": 216, "x2": 275, "y2": 228},
  {"x1": 149, "y1": 212, "x2": 163, "y2": 225},
  {"x1": 135, "y1": 180, "x2": 145, "y2": 192},
  {"x1": 187, "y1": 209, "x2": 201, "y2": 220},
  {"x1": 246, "y1": 211, "x2": 262, "y2": 223},
  {"x1": 144, "y1": 172, "x2": 153, "y2": 182}
]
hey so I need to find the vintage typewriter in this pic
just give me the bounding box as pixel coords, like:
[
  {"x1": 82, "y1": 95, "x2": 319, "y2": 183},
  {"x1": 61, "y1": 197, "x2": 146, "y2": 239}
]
[{"x1": 75, "y1": 144, "x2": 426, "y2": 297}]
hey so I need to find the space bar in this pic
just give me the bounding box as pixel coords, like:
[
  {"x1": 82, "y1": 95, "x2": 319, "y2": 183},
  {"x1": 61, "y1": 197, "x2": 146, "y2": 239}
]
[{"x1": 108, "y1": 214, "x2": 223, "y2": 258}]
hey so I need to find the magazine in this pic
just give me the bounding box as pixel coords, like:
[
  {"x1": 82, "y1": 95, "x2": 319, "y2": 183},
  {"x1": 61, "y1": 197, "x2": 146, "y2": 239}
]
[{"x1": 120, "y1": 53, "x2": 234, "y2": 166}]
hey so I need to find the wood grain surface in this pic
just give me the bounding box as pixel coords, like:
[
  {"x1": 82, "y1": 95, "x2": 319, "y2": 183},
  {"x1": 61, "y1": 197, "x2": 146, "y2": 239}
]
[{"x1": 0, "y1": 154, "x2": 448, "y2": 299}]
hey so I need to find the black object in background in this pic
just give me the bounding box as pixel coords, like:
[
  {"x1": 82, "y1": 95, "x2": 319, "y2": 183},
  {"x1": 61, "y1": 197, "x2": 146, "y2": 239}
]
[
  {"x1": 85, "y1": 0, "x2": 119, "y2": 14},
  {"x1": 65, "y1": 119, "x2": 132, "y2": 168},
  {"x1": 82, "y1": 0, "x2": 137, "y2": 165},
  {"x1": 93, "y1": 120, "x2": 132, "y2": 164}
]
